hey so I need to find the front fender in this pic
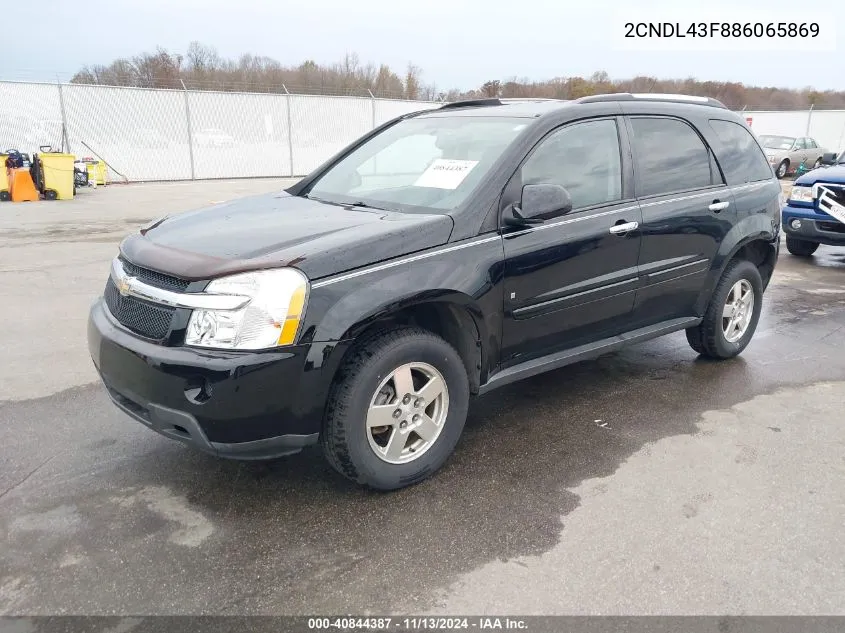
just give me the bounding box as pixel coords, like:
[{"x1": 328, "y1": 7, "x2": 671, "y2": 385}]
[{"x1": 299, "y1": 238, "x2": 506, "y2": 377}]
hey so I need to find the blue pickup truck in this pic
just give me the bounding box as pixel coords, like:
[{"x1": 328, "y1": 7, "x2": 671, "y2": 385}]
[{"x1": 782, "y1": 152, "x2": 845, "y2": 256}]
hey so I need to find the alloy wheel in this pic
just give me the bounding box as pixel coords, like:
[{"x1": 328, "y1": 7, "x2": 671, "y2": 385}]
[
  {"x1": 722, "y1": 279, "x2": 755, "y2": 343},
  {"x1": 366, "y1": 362, "x2": 450, "y2": 464}
]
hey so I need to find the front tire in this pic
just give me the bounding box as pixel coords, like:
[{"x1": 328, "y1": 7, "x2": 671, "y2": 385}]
[
  {"x1": 321, "y1": 327, "x2": 470, "y2": 490},
  {"x1": 776, "y1": 160, "x2": 789, "y2": 179},
  {"x1": 786, "y1": 236, "x2": 819, "y2": 257},
  {"x1": 686, "y1": 259, "x2": 763, "y2": 360}
]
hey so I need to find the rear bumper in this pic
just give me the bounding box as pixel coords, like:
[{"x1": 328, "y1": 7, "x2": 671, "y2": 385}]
[
  {"x1": 88, "y1": 297, "x2": 349, "y2": 460},
  {"x1": 782, "y1": 205, "x2": 845, "y2": 246}
]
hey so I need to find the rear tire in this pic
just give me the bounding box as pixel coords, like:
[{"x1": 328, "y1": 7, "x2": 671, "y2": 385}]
[
  {"x1": 321, "y1": 327, "x2": 470, "y2": 491},
  {"x1": 786, "y1": 236, "x2": 819, "y2": 257},
  {"x1": 686, "y1": 259, "x2": 763, "y2": 360},
  {"x1": 0, "y1": 191, "x2": 9, "y2": 202}
]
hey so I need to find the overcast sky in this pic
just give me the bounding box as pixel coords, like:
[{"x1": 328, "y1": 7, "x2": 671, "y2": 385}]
[{"x1": 4, "y1": 0, "x2": 840, "y2": 92}]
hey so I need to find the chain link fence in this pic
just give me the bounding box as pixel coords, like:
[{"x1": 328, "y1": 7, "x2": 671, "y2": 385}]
[
  {"x1": 0, "y1": 80, "x2": 439, "y2": 182},
  {"x1": 3, "y1": 80, "x2": 844, "y2": 182}
]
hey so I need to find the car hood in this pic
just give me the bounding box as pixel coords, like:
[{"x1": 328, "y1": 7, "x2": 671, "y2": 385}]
[
  {"x1": 794, "y1": 165, "x2": 845, "y2": 186},
  {"x1": 119, "y1": 191, "x2": 454, "y2": 281}
]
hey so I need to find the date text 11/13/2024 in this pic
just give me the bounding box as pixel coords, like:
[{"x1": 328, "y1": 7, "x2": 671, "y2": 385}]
[
  {"x1": 307, "y1": 617, "x2": 529, "y2": 630},
  {"x1": 624, "y1": 22, "x2": 820, "y2": 38}
]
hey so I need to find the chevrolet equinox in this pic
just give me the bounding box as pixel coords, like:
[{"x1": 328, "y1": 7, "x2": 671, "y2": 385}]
[{"x1": 88, "y1": 94, "x2": 781, "y2": 490}]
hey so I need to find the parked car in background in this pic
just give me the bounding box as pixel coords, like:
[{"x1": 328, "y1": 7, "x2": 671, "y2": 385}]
[
  {"x1": 782, "y1": 152, "x2": 845, "y2": 256},
  {"x1": 758, "y1": 135, "x2": 828, "y2": 178},
  {"x1": 88, "y1": 94, "x2": 781, "y2": 490}
]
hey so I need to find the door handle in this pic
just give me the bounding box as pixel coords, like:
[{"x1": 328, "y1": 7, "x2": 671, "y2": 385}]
[
  {"x1": 709, "y1": 201, "x2": 730, "y2": 212},
  {"x1": 608, "y1": 221, "x2": 639, "y2": 235}
]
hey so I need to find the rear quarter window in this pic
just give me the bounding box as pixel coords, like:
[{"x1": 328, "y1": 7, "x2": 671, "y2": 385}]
[{"x1": 708, "y1": 119, "x2": 774, "y2": 185}]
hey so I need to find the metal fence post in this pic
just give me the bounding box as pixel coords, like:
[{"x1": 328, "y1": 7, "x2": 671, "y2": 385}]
[
  {"x1": 368, "y1": 89, "x2": 376, "y2": 129},
  {"x1": 837, "y1": 118, "x2": 845, "y2": 154},
  {"x1": 181, "y1": 79, "x2": 196, "y2": 180},
  {"x1": 56, "y1": 78, "x2": 71, "y2": 153},
  {"x1": 806, "y1": 103, "x2": 814, "y2": 136},
  {"x1": 283, "y1": 85, "x2": 294, "y2": 177},
  {"x1": 367, "y1": 89, "x2": 380, "y2": 174}
]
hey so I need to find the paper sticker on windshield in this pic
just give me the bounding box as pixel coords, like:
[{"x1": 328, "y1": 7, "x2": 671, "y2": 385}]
[{"x1": 414, "y1": 159, "x2": 478, "y2": 190}]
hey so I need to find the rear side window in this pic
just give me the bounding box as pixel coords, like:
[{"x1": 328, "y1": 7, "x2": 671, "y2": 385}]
[
  {"x1": 708, "y1": 119, "x2": 774, "y2": 184},
  {"x1": 629, "y1": 117, "x2": 714, "y2": 197}
]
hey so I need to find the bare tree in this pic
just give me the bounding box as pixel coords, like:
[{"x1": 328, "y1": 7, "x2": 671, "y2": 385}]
[
  {"x1": 69, "y1": 43, "x2": 845, "y2": 107},
  {"x1": 405, "y1": 63, "x2": 422, "y2": 100}
]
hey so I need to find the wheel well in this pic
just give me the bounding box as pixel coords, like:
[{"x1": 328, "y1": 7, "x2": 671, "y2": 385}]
[
  {"x1": 343, "y1": 302, "x2": 483, "y2": 394},
  {"x1": 732, "y1": 239, "x2": 777, "y2": 289}
]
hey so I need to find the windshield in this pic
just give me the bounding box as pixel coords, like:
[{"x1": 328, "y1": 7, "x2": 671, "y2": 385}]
[
  {"x1": 305, "y1": 115, "x2": 529, "y2": 212},
  {"x1": 758, "y1": 135, "x2": 796, "y2": 150}
]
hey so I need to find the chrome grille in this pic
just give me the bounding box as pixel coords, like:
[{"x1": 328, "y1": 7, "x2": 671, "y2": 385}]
[
  {"x1": 104, "y1": 277, "x2": 176, "y2": 341},
  {"x1": 119, "y1": 258, "x2": 190, "y2": 292},
  {"x1": 815, "y1": 183, "x2": 845, "y2": 218}
]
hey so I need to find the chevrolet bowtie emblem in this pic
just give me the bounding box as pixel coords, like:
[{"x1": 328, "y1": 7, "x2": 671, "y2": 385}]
[{"x1": 117, "y1": 277, "x2": 131, "y2": 296}]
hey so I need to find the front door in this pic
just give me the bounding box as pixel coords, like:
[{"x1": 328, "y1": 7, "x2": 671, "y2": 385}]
[{"x1": 500, "y1": 117, "x2": 642, "y2": 367}]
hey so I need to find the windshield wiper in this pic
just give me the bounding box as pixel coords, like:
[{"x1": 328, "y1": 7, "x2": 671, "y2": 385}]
[
  {"x1": 304, "y1": 194, "x2": 393, "y2": 212},
  {"x1": 346, "y1": 200, "x2": 388, "y2": 211},
  {"x1": 303, "y1": 193, "x2": 339, "y2": 205}
]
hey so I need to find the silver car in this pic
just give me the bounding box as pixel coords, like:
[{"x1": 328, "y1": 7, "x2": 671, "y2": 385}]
[{"x1": 758, "y1": 135, "x2": 828, "y2": 178}]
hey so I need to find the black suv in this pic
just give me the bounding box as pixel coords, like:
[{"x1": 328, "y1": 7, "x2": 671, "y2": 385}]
[{"x1": 88, "y1": 94, "x2": 781, "y2": 490}]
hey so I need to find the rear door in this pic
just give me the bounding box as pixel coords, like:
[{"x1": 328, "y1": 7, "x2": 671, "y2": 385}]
[
  {"x1": 705, "y1": 117, "x2": 782, "y2": 233},
  {"x1": 625, "y1": 115, "x2": 736, "y2": 326}
]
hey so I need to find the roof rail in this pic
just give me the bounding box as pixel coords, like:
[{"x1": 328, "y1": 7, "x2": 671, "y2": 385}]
[
  {"x1": 575, "y1": 93, "x2": 728, "y2": 109},
  {"x1": 498, "y1": 97, "x2": 568, "y2": 103},
  {"x1": 439, "y1": 98, "x2": 504, "y2": 110}
]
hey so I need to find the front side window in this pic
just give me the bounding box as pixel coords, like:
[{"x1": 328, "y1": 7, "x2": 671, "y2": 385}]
[
  {"x1": 306, "y1": 115, "x2": 529, "y2": 212},
  {"x1": 708, "y1": 119, "x2": 774, "y2": 184},
  {"x1": 519, "y1": 119, "x2": 622, "y2": 210},
  {"x1": 794, "y1": 138, "x2": 807, "y2": 150},
  {"x1": 629, "y1": 117, "x2": 714, "y2": 197},
  {"x1": 806, "y1": 138, "x2": 818, "y2": 149}
]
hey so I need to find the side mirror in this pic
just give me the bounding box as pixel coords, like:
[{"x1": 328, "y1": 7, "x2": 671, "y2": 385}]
[
  {"x1": 505, "y1": 183, "x2": 573, "y2": 227},
  {"x1": 820, "y1": 152, "x2": 837, "y2": 166}
]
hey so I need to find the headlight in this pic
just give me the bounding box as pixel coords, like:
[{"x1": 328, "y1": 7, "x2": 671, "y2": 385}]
[
  {"x1": 789, "y1": 186, "x2": 814, "y2": 203},
  {"x1": 185, "y1": 268, "x2": 308, "y2": 350}
]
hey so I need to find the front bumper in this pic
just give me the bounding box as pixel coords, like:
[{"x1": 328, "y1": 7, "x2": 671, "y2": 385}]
[
  {"x1": 782, "y1": 205, "x2": 845, "y2": 246},
  {"x1": 88, "y1": 298, "x2": 348, "y2": 460}
]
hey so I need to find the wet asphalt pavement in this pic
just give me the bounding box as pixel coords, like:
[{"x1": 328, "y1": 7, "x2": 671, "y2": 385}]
[{"x1": 1, "y1": 182, "x2": 845, "y2": 615}]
